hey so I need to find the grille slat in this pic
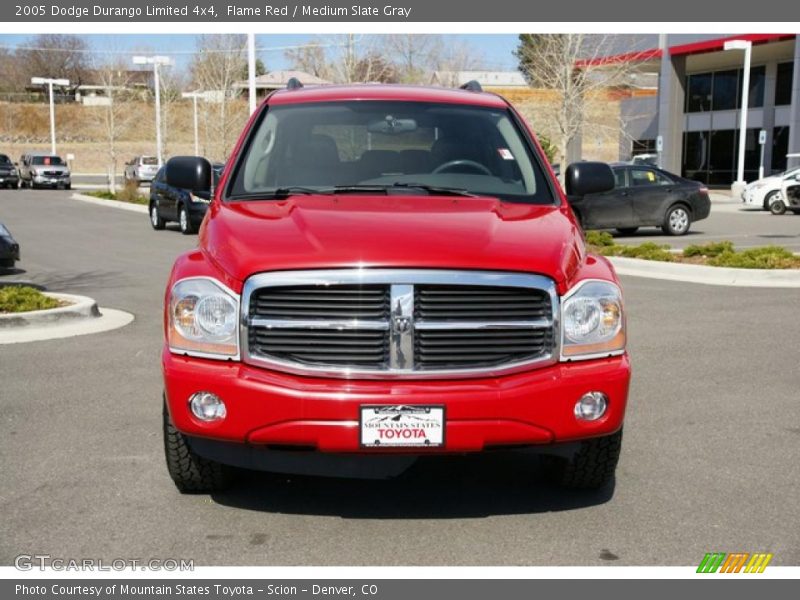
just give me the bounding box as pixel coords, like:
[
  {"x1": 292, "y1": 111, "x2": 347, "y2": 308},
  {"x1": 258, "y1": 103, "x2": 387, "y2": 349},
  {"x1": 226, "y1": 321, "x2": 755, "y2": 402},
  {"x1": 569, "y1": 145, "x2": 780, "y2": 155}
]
[{"x1": 245, "y1": 275, "x2": 555, "y2": 375}]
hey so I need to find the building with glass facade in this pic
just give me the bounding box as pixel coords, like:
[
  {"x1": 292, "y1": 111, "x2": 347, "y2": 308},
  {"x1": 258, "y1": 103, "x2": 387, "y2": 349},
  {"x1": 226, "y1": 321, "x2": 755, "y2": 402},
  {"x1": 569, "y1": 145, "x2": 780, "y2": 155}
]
[{"x1": 609, "y1": 34, "x2": 799, "y2": 186}]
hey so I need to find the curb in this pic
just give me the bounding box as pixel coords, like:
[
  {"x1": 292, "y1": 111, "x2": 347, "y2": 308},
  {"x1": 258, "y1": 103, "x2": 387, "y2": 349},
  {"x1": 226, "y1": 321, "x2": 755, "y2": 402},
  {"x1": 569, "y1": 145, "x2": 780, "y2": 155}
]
[
  {"x1": 0, "y1": 292, "x2": 100, "y2": 329},
  {"x1": 70, "y1": 192, "x2": 149, "y2": 214},
  {"x1": 608, "y1": 256, "x2": 800, "y2": 288}
]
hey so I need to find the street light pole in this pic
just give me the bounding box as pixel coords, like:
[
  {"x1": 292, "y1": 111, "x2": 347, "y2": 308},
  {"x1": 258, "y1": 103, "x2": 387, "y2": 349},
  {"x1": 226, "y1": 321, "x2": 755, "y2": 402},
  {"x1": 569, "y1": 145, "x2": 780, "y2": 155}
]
[
  {"x1": 133, "y1": 55, "x2": 173, "y2": 167},
  {"x1": 31, "y1": 77, "x2": 69, "y2": 155},
  {"x1": 247, "y1": 33, "x2": 257, "y2": 115},
  {"x1": 182, "y1": 91, "x2": 203, "y2": 156},
  {"x1": 724, "y1": 39, "x2": 752, "y2": 193}
]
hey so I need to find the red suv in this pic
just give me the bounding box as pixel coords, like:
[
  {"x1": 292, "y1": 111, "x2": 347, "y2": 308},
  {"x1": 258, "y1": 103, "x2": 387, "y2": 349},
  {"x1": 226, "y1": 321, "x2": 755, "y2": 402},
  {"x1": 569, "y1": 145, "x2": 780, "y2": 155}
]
[{"x1": 161, "y1": 81, "x2": 629, "y2": 493}]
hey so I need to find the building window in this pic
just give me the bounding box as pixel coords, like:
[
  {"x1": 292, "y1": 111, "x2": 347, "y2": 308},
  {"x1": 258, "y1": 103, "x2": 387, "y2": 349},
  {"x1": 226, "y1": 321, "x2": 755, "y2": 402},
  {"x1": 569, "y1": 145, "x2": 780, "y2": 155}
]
[
  {"x1": 712, "y1": 70, "x2": 738, "y2": 111},
  {"x1": 631, "y1": 139, "x2": 656, "y2": 156},
  {"x1": 708, "y1": 130, "x2": 735, "y2": 185},
  {"x1": 686, "y1": 73, "x2": 712, "y2": 112},
  {"x1": 682, "y1": 128, "x2": 761, "y2": 185},
  {"x1": 683, "y1": 131, "x2": 709, "y2": 183},
  {"x1": 737, "y1": 65, "x2": 766, "y2": 108},
  {"x1": 772, "y1": 126, "x2": 790, "y2": 172},
  {"x1": 776, "y1": 62, "x2": 794, "y2": 106}
]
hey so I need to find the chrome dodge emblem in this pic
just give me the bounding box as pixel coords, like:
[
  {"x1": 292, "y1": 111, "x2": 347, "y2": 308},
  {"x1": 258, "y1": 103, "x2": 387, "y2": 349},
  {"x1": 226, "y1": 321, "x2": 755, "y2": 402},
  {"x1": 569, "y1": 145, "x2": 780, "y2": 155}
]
[{"x1": 392, "y1": 315, "x2": 412, "y2": 334}]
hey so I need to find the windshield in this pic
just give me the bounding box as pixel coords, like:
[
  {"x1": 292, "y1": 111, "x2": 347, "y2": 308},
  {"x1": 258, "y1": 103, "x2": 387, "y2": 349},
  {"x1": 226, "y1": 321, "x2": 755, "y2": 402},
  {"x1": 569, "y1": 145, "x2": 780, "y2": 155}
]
[
  {"x1": 228, "y1": 101, "x2": 553, "y2": 204},
  {"x1": 141, "y1": 156, "x2": 158, "y2": 165},
  {"x1": 31, "y1": 156, "x2": 65, "y2": 166},
  {"x1": 0, "y1": 154, "x2": 11, "y2": 165}
]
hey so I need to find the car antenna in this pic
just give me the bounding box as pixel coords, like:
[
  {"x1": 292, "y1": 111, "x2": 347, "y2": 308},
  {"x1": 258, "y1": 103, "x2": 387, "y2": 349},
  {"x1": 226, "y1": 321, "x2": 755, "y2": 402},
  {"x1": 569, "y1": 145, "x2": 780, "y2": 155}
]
[
  {"x1": 460, "y1": 80, "x2": 483, "y2": 92},
  {"x1": 286, "y1": 77, "x2": 304, "y2": 90}
]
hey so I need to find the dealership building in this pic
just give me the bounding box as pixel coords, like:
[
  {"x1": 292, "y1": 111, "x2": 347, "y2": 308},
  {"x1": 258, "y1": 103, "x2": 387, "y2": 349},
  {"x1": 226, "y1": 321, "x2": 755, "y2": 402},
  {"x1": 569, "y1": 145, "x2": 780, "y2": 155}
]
[{"x1": 593, "y1": 34, "x2": 800, "y2": 186}]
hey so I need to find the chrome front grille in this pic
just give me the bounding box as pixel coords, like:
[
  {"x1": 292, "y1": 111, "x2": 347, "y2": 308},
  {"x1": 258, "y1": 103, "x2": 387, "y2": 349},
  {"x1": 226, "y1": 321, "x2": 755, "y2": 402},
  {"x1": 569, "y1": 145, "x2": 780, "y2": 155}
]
[{"x1": 242, "y1": 270, "x2": 559, "y2": 379}]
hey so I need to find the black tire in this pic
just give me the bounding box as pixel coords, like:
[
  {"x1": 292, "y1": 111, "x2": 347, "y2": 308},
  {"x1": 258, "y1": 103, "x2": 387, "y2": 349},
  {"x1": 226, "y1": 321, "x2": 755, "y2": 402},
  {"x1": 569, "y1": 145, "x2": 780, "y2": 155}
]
[
  {"x1": 544, "y1": 429, "x2": 623, "y2": 490},
  {"x1": 616, "y1": 227, "x2": 639, "y2": 236},
  {"x1": 65, "y1": 184, "x2": 71, "y2": 190},
  {"x1": 149, "y1": 202, "x2": 166, "y2": 230},
  {"x1": 163, "y1": 399, "x2": 234, "y2": 494},
  {"x1": 763, "y1": 190, "x2": 780, "y2": 211},
  {"x1": 769, "y1": 199, "x2": 787, "y2": 215},
  {"x1": 662, "y1": 204, "x2": 692, "y2": 236},
  {"x1": 178, "y1": 204, "x2": 196, "y2": 235}
]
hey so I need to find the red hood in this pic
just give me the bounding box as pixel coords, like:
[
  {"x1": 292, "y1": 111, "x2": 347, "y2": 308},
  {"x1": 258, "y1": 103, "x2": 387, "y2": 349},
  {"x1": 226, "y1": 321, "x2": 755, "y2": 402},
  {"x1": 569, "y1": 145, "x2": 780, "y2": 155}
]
[{"x1": 200, "y1": 195, "x2": 585, "y2": 287}]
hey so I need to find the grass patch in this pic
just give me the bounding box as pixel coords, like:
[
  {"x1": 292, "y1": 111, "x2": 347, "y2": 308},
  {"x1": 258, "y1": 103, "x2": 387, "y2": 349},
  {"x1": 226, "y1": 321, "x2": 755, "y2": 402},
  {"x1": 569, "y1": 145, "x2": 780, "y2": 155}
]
[
  {"x1": 586, "y1": 235, "x2": 800, "y2": 269},
  {"x1": 85, "y1": 182, "x2": 148, "y2": 205},
  {"x1": 0, "y1": 286, "x2": 61, "y2": 313}
]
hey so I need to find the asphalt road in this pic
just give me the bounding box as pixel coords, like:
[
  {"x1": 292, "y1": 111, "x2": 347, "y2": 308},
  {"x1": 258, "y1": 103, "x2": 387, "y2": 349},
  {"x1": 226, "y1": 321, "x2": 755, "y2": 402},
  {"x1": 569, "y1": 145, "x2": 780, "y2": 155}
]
[
  {"x1": 1, "y1": 189, "x2": 799, "y2": 567},
  {"x1": 605, "y1": 196, "x2": 800, "y2": 252}
]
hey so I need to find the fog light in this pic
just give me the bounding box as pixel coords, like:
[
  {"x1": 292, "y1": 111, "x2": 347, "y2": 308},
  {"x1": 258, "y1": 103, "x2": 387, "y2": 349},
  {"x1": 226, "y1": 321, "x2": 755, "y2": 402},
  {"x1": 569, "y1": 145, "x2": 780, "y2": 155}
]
[
  {"x1": 189, "y1": 392, "x2": 226, "y2": 422},
  {"x1": 574, "y1": 392, "x2": 608, "y2": 421}
]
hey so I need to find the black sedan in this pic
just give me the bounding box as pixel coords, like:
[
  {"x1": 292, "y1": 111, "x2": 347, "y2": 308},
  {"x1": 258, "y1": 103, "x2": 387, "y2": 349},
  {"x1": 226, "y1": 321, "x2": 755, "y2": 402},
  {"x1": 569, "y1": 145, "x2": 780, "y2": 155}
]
[
  {"x1": 0, "y1": 222, "x2": 20, "y2": 269},
  {"x1": 149, "y1": 162, "x2": 224, "y2": 235},
  {"x1": 569, "y1": 164, "x2": 711, "y2": 235},
  {"x1": 0, "y1": 154, "x2": 20, "y2": 189}
]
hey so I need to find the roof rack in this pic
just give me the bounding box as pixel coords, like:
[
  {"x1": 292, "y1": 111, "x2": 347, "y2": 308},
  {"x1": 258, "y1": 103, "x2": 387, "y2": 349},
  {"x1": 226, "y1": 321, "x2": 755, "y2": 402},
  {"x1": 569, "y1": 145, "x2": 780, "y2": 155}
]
[
  {"x1": 459, "y1": 80, "x2": 483, "y2": 92},
  {"x1": 286, "y1": 77, "x2": 304, "y2": 90}
]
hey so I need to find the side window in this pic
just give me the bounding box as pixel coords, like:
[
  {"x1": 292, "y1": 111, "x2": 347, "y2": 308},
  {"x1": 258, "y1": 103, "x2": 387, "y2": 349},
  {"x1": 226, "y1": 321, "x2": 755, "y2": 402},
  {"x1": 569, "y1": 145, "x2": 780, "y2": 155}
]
[
  {"x1": 155, "y1": 167, "x2": 165, "y2": 183},
  {"x1": 631, "y1": 168, "x2": 670, "y2": 187},
  {"x1": 613, "y1": 169, "x2": 627, "y2": 188}
]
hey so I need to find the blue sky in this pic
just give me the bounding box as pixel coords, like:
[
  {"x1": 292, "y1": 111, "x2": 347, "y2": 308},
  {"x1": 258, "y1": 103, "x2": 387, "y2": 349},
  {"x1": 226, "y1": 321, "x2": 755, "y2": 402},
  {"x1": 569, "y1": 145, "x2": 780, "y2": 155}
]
[{"x1": 0, "y1": 34, "x2": 520, "y2": 72}]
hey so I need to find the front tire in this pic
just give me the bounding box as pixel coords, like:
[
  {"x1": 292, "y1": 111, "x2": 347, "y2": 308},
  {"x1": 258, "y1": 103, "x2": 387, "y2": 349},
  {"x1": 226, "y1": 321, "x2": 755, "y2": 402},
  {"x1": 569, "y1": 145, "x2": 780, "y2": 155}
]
[
  {"x1": 163, "y1": 399, "x2": 234, "y2": 494},
  {"x1": 149, "y1": 202, "x2": 166, "y2": 230},
  {"x1": 544, "y1": 429, "x2": 623, "y2": 489},
  {"x1": 178, "y1": 204, "x2": 196, "y2": 235},
  {"x1": 763, "y1": 190, "x2": 781, "y2": 211},
  {"x1": 769, "y1": 199, "x2": 787, "y2": 215},
  {"x1": 662, "y1": 205, "x2": 691, "y2": 235}
]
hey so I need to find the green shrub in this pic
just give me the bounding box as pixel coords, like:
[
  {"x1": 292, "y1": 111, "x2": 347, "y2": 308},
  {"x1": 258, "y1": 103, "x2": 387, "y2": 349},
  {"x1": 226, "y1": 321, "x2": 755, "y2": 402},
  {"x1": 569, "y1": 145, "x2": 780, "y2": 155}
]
[
  {"x1": 608, "y1": 242, "x2": 674, "y2": 262},
  {"x1": 683, "y1": 241, "x2": 735, "y2": 258},
  {"x1": 0, "y1": 286, "x2": 61, "y2": 313},
  {"x1": 707, "y1": 246, "x2": 799, "y2": 269},
  {"x1": 86, "y1": 184, "x2": 148, "y2": 205},
  {"x1": 585, "y1": 230, "x2": 616, "y2": 247},
  {"x1": 536, "y1": 133, "x2": 558, "y2": 164}
]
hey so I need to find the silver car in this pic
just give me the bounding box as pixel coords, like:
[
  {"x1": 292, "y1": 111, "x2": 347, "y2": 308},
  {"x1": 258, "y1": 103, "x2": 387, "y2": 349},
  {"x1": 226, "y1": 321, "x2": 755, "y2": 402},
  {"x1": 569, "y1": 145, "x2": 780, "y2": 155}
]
[
  {"x1": 19, "y1": 152, "x2": 71, "y2": 189},
  {"x1": 124, "y1": 155, "x2": 160, "y2": 185}
]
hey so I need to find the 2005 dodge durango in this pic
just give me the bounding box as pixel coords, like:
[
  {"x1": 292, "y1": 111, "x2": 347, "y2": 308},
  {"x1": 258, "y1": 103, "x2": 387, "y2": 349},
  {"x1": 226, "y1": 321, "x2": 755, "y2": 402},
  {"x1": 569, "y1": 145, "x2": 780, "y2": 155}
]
[{"x1": 161, "y1": 81, "x2": 630, "y2": 493}]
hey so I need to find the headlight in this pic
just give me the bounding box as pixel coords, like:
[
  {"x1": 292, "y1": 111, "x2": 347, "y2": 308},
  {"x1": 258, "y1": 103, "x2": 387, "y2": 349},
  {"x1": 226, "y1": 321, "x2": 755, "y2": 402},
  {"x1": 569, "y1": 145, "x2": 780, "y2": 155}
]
[
  {"x1": 561, "y1": 280, "x2": 625, "y2": 360},
  {"x1": 168, "y1": 278, "x2": 239, "y2": 358}
]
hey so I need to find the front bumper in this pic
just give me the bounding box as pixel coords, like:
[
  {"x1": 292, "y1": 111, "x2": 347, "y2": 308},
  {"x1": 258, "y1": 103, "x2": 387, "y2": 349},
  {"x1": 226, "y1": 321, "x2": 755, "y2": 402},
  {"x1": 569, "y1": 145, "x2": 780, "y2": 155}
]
[
  {"x1": 32, "y1": 174, "x2": 71, "y2": 187},
  {"x1": 741, "y1": 187, "x2": 766, "y2": 207},
  {"x1": 163, "y1": 349, "x2": 630, "y2": 455}
]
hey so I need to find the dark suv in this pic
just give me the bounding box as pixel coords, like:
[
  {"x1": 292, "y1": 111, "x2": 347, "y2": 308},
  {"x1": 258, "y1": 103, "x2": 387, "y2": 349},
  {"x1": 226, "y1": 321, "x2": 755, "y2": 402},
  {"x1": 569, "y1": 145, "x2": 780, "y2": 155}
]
[{"x1": 0, "y1": 154, "x2": 20, "y2": 189}]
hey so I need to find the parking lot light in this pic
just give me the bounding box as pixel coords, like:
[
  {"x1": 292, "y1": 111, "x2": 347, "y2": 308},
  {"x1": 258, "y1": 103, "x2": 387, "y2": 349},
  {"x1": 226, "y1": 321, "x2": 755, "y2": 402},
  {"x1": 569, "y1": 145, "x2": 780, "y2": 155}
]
[
  {"x1": 133, "y1": 55, "x2": 173, "y2": 167},
  {"x1": 723, "y1": 39, "x2": 753, "y2": 193},
  {"x1": 31, "y1": 77, "x2": 70, "y2": 155},
  {"x1": 181, "y1": 91, "x2": 204, "y2": 156}
]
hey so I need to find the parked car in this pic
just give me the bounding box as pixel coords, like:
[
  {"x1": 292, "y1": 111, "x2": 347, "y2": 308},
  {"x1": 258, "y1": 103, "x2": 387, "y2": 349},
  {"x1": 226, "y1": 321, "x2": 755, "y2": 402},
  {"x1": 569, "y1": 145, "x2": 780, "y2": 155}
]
[
  {"x1": 0, "y1": 154, "x2": 20, "y2": 189},
  {"x1": 149, "y1": 161, "x2": 224, "y2": 234},
  {"x1": 160, "y1": 81, "x2": 629, "y2": 494},
  {"x1": 124, "y1": 155, "x2": 160, "y2": 185},
  {"x1": 0, "y1": 222, "x2": 20, "y2": 269},
  {"x1": 742, "y1": 167, "x2": 800, "y2": 210},
  {"x1": 570, "y1": 163, "x2": 711, "y2": 235},
  {"x1": 18, "y1": 152, "x2": 71, "y2": 189},
  {"x1": 630, "y1": 153, "x2": 659, "y2": 167},
  {"x1": 770, "y1": 175, "x2": 800, "y2": 215}
]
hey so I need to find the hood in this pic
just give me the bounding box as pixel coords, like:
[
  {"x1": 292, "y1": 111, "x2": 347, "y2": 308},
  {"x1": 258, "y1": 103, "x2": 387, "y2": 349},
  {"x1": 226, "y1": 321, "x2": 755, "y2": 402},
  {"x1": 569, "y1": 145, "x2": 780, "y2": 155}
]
[
  {"x1": 33, "y1": 164, "x2": 69, "y2": 172},
  {"x1": 201, "y1": 195, "x2": 584, "y2": 288}
]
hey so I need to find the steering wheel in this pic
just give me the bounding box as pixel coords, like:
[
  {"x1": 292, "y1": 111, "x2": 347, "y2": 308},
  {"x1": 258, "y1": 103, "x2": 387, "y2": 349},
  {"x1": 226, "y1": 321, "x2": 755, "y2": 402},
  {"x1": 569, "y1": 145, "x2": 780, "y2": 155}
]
[{"x1": 432, "y1": 159, "x2": 492, "y2": 176}]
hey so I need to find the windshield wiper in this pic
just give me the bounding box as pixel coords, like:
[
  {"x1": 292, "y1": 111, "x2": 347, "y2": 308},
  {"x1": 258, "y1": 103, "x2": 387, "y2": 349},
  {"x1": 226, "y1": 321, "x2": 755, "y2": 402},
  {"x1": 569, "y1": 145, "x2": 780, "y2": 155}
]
[{"x1": 388, "y1": 183, "x2": 480, "y2": 198}]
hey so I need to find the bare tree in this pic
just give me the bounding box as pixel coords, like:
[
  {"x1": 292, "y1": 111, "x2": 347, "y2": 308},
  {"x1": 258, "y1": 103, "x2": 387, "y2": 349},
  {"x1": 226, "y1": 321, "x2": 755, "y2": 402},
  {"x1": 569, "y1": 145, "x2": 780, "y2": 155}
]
[
  {"x1": 284, "y1": 41, "x2": 332, "y2": 79},
  {"x1": 91, "y1": 59, "x2": 138, "y2": 194},
  {"x1": 515, "y1": 34, "x2": 649, "y2": 170},
  {"x1": 190, "y1": 35, "x2": 248, "y2": 160},
  {"x1": 17, "y1": 34, "x2": 92, "y2": 94},
  {"x1": 383, "y1": 35, "x2": 442, "y2": 84}
]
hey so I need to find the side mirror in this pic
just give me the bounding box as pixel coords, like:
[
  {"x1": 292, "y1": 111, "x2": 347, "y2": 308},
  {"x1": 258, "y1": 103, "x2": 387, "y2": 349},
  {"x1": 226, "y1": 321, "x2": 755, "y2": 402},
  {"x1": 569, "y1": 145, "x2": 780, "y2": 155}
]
[
  {"x1": 166, "y1": 156, "x2": 211, "y2": 193},
  {"x1": 565, "y1": 161, "x2": 615, "y2": 197}
]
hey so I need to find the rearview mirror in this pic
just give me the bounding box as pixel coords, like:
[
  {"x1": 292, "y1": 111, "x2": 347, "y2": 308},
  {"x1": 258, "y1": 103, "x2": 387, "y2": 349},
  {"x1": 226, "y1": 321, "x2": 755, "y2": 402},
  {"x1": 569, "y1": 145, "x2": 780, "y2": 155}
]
[
  {"x1": 165, "y1": 156, "x2": 212, "y2": 193},
  {"x1": 565, "y1": 162, "x2": 615, "y2": 197},
  {"x1": 367, "y1": 116, "x2": 417, "y2": 135}
]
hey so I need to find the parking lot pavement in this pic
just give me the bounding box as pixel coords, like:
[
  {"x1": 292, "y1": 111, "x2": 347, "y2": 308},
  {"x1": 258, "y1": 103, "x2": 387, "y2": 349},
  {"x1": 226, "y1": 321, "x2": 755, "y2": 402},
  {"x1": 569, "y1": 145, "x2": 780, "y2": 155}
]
[
  {"x1": 609, "y1": 200, "x2": 800, "y2": 252},
  {"x1": 1, "y1": 189, "x2": 799, "y2": 566}
]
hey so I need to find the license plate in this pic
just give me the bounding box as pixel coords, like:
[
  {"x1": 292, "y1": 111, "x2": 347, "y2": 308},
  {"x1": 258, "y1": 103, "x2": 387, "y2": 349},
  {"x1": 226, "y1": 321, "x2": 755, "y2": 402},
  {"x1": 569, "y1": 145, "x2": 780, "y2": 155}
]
[{"x1": 360, "y1": 405, "x2": 445, "y2": 448}]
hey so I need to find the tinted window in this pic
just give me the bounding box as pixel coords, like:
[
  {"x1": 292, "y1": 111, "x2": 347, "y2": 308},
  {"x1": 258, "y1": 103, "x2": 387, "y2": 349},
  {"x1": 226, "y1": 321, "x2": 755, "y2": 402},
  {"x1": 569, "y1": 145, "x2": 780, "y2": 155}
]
[
  {"x1": 229, "y1": 101, "x2": 553, "y2": 204},
  {"x1": 686, "y1": 73, "x2": 712, "y2": 112},
  {"x1": 738, "y1": 66, "x2": 765, "y2": 108},
  {"x1": 612, "y1": 169, "x2": 627, "y2": 188},
  {"x1": 712, "y1": 70, "x2": 738, "y2": 111},
  {"x1": 154, "y1": 167, "x2": 166, "y2": 183},
  {"x1": 142, "y1": 156, "x2": 158, "y2": 165},
  {"x1": 776, "y1": 62, "x2": 794, "y2": 106},
  {"x1": 772, "y1": 126, "x2": 790, "y2": 172},
  {"x1": 630, "y1": 168, "x2": 671, "y2": 187},
  {"x1": 0, "y1": 154, "x2": 11, "y2": 165}
]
